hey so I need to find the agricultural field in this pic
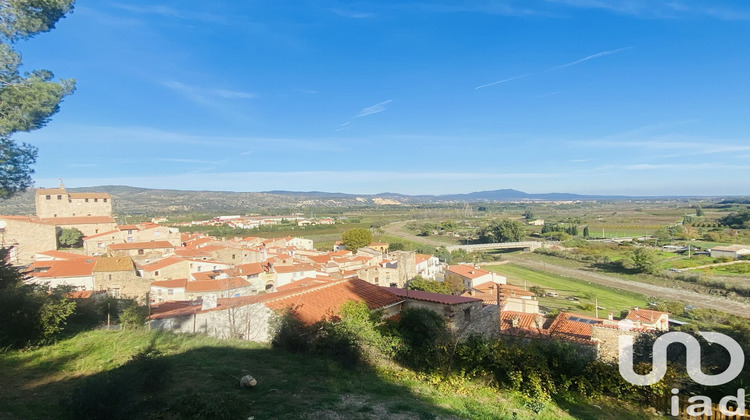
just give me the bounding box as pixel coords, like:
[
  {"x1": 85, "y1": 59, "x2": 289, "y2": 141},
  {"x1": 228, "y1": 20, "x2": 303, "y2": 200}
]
[{"x1": 484, "y1": 264, "x2": 649, "y2": 318}]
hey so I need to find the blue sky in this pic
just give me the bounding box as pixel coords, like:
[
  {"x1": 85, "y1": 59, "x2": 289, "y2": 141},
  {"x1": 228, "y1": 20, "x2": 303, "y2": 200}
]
[{"x1": 14, "y1": 0, "x2": 750, "y2": 196}]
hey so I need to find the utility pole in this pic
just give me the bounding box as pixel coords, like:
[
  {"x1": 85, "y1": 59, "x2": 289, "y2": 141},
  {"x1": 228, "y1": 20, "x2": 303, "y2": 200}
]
[{"x1": 595, "y1": 298, "x2": 599, "y2": 318}]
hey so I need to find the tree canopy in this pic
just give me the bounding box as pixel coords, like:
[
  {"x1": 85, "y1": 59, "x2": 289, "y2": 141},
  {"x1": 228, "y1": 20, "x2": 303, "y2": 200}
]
[
  {"x1": 58, "y1": 227, "x2": 83, "y2": 247},
  {"x1": 0, "y1": 0, "x2": 76, "y2": 199},
  {"x1": 477, "y1": 219, "x2": 525, "y2": 243},
  {"x1": 341, "y1": 228, "x2": 372, "y2": 252}
]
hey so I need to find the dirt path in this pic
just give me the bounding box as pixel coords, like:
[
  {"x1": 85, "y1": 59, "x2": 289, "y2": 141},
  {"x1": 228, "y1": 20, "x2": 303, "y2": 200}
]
[
  {"x1": 502, "y1": 254, "x2": 750, "y2": 318},
  {"x1": 381, "y1": 220, "x2": 456, "y2": 247}
]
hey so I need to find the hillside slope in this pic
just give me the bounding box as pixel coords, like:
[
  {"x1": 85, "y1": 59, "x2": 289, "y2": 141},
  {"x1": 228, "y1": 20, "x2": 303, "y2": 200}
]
[{"x1": 0, "y1": 330, "x2": 661, "y2": 419}]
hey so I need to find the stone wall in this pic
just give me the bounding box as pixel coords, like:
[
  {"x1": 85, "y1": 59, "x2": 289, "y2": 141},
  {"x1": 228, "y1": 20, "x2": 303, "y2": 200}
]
[
  {"x1": 36, "y1": 192, "x2": 111, "y2": 218},
  {"x1": 591, "y1": 325, "x2": 644, "y2": 363},
  {"x1": 94, "y1": 270, "x2": 151, "y2": 302},
  {"x1": 0, "y1": 217, "x2": 57, "y2": 265},
  {"x1": 150, "y1": 303, "x2": 275, "y2": 342}
]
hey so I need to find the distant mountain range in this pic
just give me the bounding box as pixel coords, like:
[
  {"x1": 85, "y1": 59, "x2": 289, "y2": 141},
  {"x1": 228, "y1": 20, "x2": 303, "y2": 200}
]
[{"x1": 0, "y1": 185, "x2": 728, "y2": 216}]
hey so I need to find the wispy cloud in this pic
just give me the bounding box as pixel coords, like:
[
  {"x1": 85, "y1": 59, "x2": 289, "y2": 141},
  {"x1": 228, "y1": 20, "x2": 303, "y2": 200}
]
[
  {"x1": 475, "y1": 74, "x2": 529, "y2": 90},
  {"x1": 475, "y1": 47, "x2": 630, "y2": 90},
  {"x1": 548, "y1": 47, "x2": 632, "y2": 71},
  {"x1": 161, "y1": 80, "x2": 257, "y2": 105},
  {"x1": 544, "y1": 0, "x2": 750, "y2": 20},
  {"x1": 330, "y1": 8, "x2": 376, "y2": 18},
  {"x1": 356, "y1": 99, "x2": 393, "y2": 117},
  {"x1": 337, "y1": 100, "x2": 393, "y2": 131},
  {"x1": 110, "y1": 4, "x2": 228, "y2": 24}
]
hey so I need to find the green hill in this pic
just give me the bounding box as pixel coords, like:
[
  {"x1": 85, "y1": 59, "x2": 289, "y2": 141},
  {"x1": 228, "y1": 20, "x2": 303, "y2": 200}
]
[{"x1": 0, "y1": 329, "x2": 662, "y2": 419}]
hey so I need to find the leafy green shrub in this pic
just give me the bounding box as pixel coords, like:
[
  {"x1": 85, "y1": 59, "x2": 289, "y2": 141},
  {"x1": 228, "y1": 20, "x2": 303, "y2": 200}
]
[
  {"x1": 119, "y1": 302, "x2": 148, "y2": 329},
  {"x1": 0, "y1": 253, "x2": 76, "y2": 348},
  {"x1": 396, "y1": 308, "x2": 450, "y2": 371}
]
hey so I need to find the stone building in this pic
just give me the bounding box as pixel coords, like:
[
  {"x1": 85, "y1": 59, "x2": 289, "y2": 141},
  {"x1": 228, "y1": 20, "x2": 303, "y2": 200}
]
[
  {"x1": 92, "y1": 256, "x2": 150, "y2": 300},
  {"x1": 0, "y1": 216, "x2": 58, "y2": 265},
  {"x1": 35, "y1": 184, "x2": 111, "y2": 218}
]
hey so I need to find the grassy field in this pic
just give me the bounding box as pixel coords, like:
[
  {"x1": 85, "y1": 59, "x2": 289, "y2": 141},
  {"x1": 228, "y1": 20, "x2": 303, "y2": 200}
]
[
  {"x1": 484, "y1": 264, "x2": 649, "y2": 317},
  {"x1": 0, "y1": 329, "x2": 661, "y2": 420}
]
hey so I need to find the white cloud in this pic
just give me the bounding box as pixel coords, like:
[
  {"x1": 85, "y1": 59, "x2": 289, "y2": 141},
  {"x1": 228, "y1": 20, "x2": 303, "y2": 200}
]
[
  {"x1": 548, "y1": 47, "x2": 632, "y2": 71},
  {"x1": 355, "y1": 100, "x2": 393, "y2": 118},
  {"x1": 161, "y1": 80, "x2": 257, "y2": 105}
]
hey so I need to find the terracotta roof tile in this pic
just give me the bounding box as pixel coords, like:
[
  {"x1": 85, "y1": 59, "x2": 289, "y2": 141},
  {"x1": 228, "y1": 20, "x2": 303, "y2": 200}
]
[
  {"x1": 386, "y1": 287, "x2": 482, "y2": 305},
  {"x1": 447, "y1": 265, "x2": 490, "y2": 279},
  {"x1": 36, "y1": 216, "x2": 116, "y2": 225},
  {"x1": 139, "y1": 257, "x2": 187, "y2": 272},
  {"x1": 109, "y1": 241, "x2": 175, "y2": 251},
  {"x1": 499, "y1": 310, "x2": 548, "y2": 335},
  {"x1": 265, "y1": 279, "x2": 402, "y2": 324},
  {"x1": 185, "y1": 277, "x2": 250, "y2": 293},
  {"x1": 151, "y1": 278, "x2": 188, "y2": 288},
  {"x1": 28, "y1": 258, "x2": 96, "y2": 278},
  {"x1": 625, "y1": 308, "x2": 668, "y2": 323},
  {"x1": 547, "y1": 312, "x2": 602, "y2": 341},
  {"x1": 34, "y1": 250, "x2": 90, "y2": 260}
]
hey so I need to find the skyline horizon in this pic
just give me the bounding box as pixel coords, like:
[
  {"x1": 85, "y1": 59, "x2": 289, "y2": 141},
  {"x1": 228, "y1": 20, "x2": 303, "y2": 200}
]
[{"x1": 13, "y1": 1, "x2": 750, "y2": 197}]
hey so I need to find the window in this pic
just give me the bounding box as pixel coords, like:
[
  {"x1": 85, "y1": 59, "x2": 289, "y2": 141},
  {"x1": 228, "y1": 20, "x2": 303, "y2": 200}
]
[
  {"x1": 103, "y1": 198, "x2": 107, "y2": 203},
  {"x1": 127, "y1": 230, "x2": 133, "y2": 234},
  {"x1": 46, "y1": 195, "x2": 51, "y2": 200},
  {"x1": 154, "y1": 270, "x2": 160, "y2": 276},
  {"x1": 98, "y1": 242, "x2": 105, "y2": 248},
  {"x1": 57, "y1": 195, "x2": 62, "y2": 200},
  {"x1": 232, "y1": 254, "x2": 236, "y2": 260},
  {"x1": 464, "y1": 308, "x2": 471, "y2": 322},
  {"x1": 138, "y1": 249, "x2": 144, "y2": 255},
  {"x1": 108, "y1": 274, "x2": 112, "y2": 281},
  {"x1": 154, "y1": 231, "x2": 160, "y2": 237},
  {"x1": 168, "y1": 289, "x2": 174, "y2": 296},
  {"x1": 85, "y1": 198, "x2": 89, "y2": 202},
  {"x1": 94, "y1": 198, "x2": 98, "y2": 202},
  {"x1": 109, "y1": 288, "x2": 121, "y2": 298}
]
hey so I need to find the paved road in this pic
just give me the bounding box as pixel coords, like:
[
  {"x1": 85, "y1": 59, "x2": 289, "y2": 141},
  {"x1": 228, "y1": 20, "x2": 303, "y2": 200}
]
[{"x1": 501, "y1": 254, "x2": 750, "y2": 318}]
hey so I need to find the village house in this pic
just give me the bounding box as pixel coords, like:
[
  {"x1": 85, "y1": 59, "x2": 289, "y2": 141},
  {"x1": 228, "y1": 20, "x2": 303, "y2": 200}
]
[
  {"x1": 148, "y1": 278, "x2": 404, "y2": 342},
  {"x1": 272, "y1": 263, "x2": 319, "y2": 289},
  {"x1": 385, "y1": 288, "x2": 498, "y2": 338},
  {"x1": 108, "y1": 241, "x2": 176, "y2": 259},
  {"x1": 415, "y1": 253, "x2": 442, "y2": 280},
  {"x1": 150, "y1": 278, "x2": 188, "y2": 303},
  {"x1": 26, "y1": 257, "x2": 97, "y2": 290},
  {"x1": 138, "y1": 257, "x2": 192, "y2": 281},
  {"x1": 92, "y1": 256, "x2": 149, "y2": 300},
  {"x1": 445, "y1": 264, "x2": 507, "y2": 291}
]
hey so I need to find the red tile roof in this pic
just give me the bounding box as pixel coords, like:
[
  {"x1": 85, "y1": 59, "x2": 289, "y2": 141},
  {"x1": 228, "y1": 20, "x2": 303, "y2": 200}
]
[
  {"x1": 36, "y1": 216, "x2": 116, "y2": 225},
  {"x1": 151, "y1": 278, "x2": 188, "y2": 288},
  {"x1": 117, "y1": 225, "x2": 140, "y2": 231},
  {"x1": 547, "y1": 312, "x2": 602, "y2": 341},
  {"x1": 625, "y1": 308, "x2": 668, "y2": 323},
  {"x1": 275, "y1": 277, "x2": 335, "y2": 292},
  {"x1": 28, "y1": 258, "x2": 96, "y2": 278},
  {"x1": 386, "y1": 287, "x2": 482, "y2": 305},
  {"x1": 35, "y1": 250, "x2": 90, "y2": 260},
  {"x1": 109, "y1": 241, "x2": 175, "y2": 251},
  {"x1": 82, "y1": 229, "x2": 120, "y2": 240},
  {"x1": 265, "y1": 279, "x2": 402, "y2": 324},
  {"x1": 185, "y1": 277, "x2": 250, "y2": 293},
  {"x1": 499, "y1": 310, "x2": 549, "y2": 335},
  {"x1": 273, "y1": 263, "x2": 316, "y2": 273},
  {"x1": 447, "y1": 265, "x2": 490, "y2": 279},
  {"x1": 236, "y1": 262, "x2": 265, "y2": 276},
  {"x1": 139, "y1": 256, "x2": 187, "y2": 272}
]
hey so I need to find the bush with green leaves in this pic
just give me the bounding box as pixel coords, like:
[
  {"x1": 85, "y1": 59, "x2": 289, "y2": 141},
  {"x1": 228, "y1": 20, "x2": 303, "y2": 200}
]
[
  {"x1": 119, "y1": 302, "x2": 148, "y2": 329},
  {"x1": 0, "y1": 249, "x2": 76, "y2": 348}
]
